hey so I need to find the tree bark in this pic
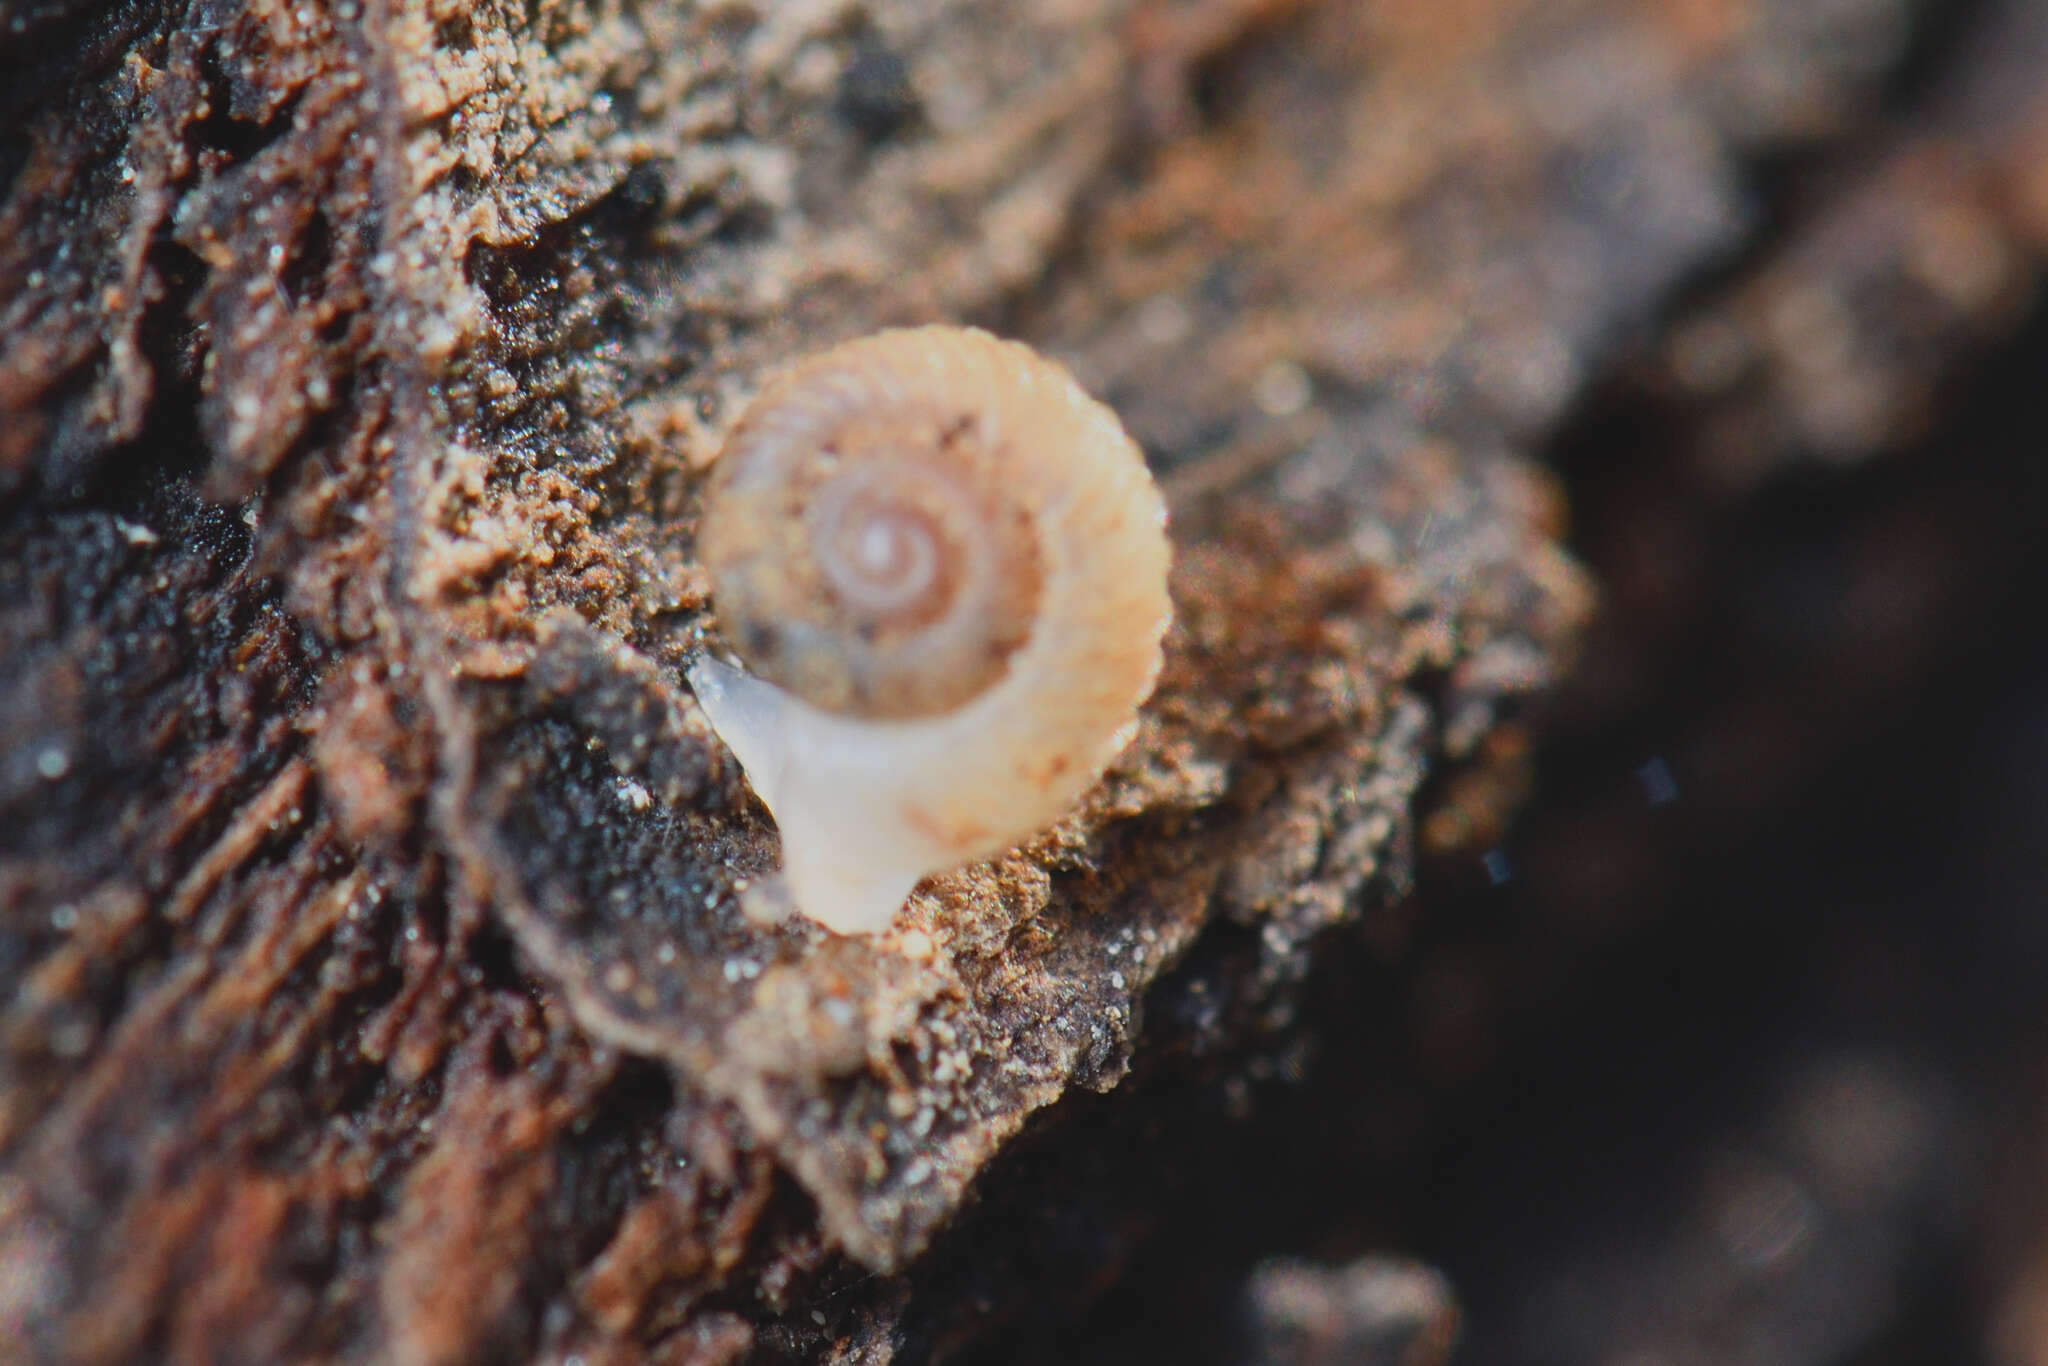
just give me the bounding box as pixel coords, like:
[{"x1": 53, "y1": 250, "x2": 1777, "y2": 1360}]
[{"x1": 2, "y1": 1, "x2": 2043, "y2": 1363}]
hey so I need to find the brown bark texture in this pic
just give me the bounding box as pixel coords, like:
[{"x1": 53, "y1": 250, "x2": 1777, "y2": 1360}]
[{"x1": 0, "y1": 0, "x2": 2043, "y2": 1363}]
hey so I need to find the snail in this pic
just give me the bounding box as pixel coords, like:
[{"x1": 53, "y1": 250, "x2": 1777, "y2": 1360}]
[{"x1": 686, "y1": 326, "x2": 1172, "y2": 936}]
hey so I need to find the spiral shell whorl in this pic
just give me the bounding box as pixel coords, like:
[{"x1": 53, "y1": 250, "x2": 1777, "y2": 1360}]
[
  {"x1": 700, "y1": 331, "x2": 1049, "y2": 719},
  {"x1": 691, "y1": 326, "x2": 1171, "y2": 935}
]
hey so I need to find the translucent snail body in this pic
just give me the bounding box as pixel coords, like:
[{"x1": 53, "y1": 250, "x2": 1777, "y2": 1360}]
[{"x1": 687, "y1": 326, "x2": 1171, "y2": 936}]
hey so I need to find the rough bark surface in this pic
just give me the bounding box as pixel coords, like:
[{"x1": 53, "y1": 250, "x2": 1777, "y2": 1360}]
[{"x1": 1, "y1": 1, "x2": 2043, "y2": 1364}]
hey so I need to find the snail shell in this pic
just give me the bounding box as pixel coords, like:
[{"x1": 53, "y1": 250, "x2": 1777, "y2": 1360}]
[{"x1": 687, "y1": 326, "x2": 1172, "y2": 936}]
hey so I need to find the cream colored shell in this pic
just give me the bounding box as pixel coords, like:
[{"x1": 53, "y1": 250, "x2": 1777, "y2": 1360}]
[{"x1": 687, "y1": 326, "x2": 1171, "y2": 936}]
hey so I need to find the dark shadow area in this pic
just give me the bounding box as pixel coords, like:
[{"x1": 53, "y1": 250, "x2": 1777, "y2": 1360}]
[{"x1": 959, "y1": 253, "x2": 2048, "y2": 1366}]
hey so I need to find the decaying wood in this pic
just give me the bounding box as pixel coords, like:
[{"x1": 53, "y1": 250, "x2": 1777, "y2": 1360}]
[{"x1": 2, "y1": 1, "x2": 2042, "y2": 1363}]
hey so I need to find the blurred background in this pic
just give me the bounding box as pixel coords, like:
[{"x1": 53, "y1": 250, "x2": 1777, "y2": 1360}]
[{"x1": 977, "y1": 2, "x2": 2048, "y2": 1361}]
